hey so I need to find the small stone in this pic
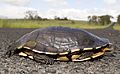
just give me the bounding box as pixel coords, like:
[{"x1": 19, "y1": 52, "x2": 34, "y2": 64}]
[{"x1": 45, "y1": 69, "x2": 56, "y2": 73}]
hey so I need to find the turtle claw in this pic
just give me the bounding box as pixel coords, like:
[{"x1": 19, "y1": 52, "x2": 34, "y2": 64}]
[
  {"x1": 5, "y1": 50, "x2": 14, "y2": 57},
  {"x1": 5, "y1": 50, "x2": 11, "y2": 57}
]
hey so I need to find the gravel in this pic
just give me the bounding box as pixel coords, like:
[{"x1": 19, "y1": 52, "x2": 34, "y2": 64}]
[{"x1": 0, "y1": 28, "x2": 120, "y2": 74}]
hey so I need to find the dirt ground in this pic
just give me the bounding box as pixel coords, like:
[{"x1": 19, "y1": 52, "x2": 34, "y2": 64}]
[{"x1": 0, "y1": 28, "x2": 120, "y2": 74}]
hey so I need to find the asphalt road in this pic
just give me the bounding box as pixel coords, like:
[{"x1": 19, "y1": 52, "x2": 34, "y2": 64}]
[{"x1": 0, "y1": 28, "x2": 120, "y2": 74}]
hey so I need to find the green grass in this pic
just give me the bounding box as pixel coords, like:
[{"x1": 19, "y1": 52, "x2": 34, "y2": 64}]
[
  {"x1": 114, "y1": 25, "x2": 120, "y2": 30},
  {"x1": 0, "y1": 19, "x2": 120, "y2": 30}
]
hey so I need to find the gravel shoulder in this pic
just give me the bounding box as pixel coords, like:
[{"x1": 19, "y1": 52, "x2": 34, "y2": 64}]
[{"x1": 0, "y1": 28, "x2": 120, "y2": 74}]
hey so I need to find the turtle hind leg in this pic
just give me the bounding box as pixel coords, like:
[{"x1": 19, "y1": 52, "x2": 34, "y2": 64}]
[{"x1": 33, "y1": 53, "x2": 54, "y2": 65}]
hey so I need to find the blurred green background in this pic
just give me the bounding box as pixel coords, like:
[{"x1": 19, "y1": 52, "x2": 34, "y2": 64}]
[{"x1": 0, "y1": 19, "x2": 120, "y2": 30}]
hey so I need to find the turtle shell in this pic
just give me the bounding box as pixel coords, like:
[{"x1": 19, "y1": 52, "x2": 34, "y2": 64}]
[
  {"x1": 6, "y1": 27, "x2": 111, "y2": 63},
  {"x1": 16, "y1": 27, "x2": 110, "y2": 55}
]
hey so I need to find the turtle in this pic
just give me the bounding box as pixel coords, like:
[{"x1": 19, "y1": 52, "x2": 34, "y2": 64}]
[{"x1": 5, "y1": 26, "x2": 113, "y2": 64}]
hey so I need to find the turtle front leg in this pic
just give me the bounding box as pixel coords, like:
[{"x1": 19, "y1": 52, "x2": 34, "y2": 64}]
[
  {"x1": 5, "y1": 41, "x2": 22, "y2": 58},
  {"x1": 5, "y1": 44, "x2": 20, "y2": 57},
  {"x1": 33, "y1": 53, "x2": 54, "y2": 65},
  {"x1": 5, "y1": 47, "x2": 17, "y2": 57}
]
